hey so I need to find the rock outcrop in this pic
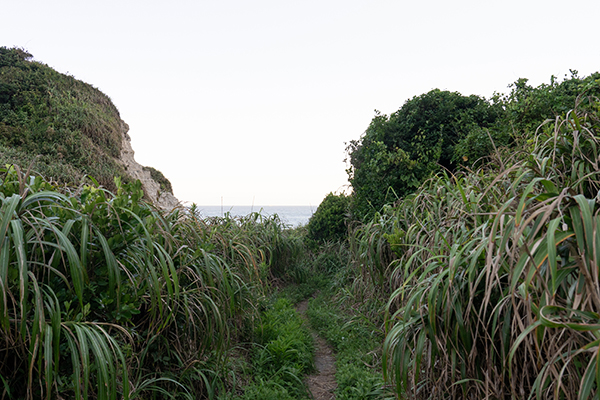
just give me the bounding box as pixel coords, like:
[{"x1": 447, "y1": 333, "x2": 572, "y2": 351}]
[{"x1": 118, "y1": 121, "x2": 179, "y2": 210}]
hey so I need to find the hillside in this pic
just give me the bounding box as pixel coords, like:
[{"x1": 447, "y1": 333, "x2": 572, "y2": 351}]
[{"x1": 0, "y1": 47, "x2": 178, "y2": 209}]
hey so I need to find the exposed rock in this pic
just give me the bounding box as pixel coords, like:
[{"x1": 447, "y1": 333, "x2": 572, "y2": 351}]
[{"x1": 118, "y1": 121, "x2": 179, "y2": 210}]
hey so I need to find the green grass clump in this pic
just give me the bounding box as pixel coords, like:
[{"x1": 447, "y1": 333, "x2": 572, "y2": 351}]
[
  {"x1": 0, "y1": 163, "x2": 311, "y2": 399},
  {"x1": 236, "y1": 297, "x2": 314, "y2": 400}
]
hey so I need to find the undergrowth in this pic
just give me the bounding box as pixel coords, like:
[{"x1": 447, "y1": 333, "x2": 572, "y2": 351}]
[
  {"x1": 227, "y1": 297, "x2": 314, "y2": 400},
  {"x1": 350, "y1": 98, "x2": 600, "y2": 398},
  {"x1": 0, "y1": 163, "x2": 311, "y2": 399},
  {"x1": 306, "y1": 290, "x2": 391, "y2": 400}
]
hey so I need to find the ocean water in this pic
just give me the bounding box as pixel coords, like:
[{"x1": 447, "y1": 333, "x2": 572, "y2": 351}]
[{"x1": 197, "y1": 205, "x2": 315, "y2": 227}]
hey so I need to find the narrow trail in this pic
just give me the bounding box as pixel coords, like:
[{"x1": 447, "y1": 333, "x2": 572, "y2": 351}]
[{"x1": 296, "y1": 298, "x2": 337, "y2": 400}]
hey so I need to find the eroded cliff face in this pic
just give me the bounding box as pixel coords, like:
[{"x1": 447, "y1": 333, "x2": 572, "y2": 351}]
[{"x1": 118, "y1": 121, "x2": 179, "y2": 210}]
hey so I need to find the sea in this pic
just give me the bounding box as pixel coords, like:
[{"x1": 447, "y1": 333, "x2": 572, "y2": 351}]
[{"x1": 196, "y1": 205, "x2": 315, "y2": 227}]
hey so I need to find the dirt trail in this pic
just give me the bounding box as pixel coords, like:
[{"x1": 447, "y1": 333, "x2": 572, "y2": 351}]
[{"x1": 296, "y1": 298, "x2": 337, "y2": 400}]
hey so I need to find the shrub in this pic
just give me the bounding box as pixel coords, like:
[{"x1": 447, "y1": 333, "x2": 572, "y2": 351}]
[
  {"x1": 346, "y1": 90, "x2": 500, "y2": 220},
  {"x1": 307, "y1": 193, "x2": 349, "y2": 244}
]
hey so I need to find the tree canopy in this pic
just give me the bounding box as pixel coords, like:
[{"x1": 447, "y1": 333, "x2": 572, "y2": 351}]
[
  {"x1": 346, "y1": 73, "x2": 600, "y2": 221},
  {"x1": 346, "y1": 89, "x2": 500, "y2": 220}
]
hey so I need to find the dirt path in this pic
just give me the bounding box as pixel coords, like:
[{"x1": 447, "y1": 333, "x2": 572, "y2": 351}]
[{"x1": 296, "y1": 298, "x2": 337, "y2": 400}]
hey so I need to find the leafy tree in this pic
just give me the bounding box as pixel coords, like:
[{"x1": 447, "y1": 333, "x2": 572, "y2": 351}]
[
  {"x1": 307, "y1": 192, "x2": 350, "y2": 244},
  {"x1": 495, "y1": 71, "x2": 600, "y2": 134},
  {"x1": 346, "y1": 89, "x2": 499, "y2": 220},
  {"x1": 453, "y1": 72, "x2": 600, "y2": 167}
]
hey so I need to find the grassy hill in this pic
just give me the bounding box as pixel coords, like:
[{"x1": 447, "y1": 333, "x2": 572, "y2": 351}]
[{"x1": 0, "y1": 46, "x2": 173, "y2": 198}]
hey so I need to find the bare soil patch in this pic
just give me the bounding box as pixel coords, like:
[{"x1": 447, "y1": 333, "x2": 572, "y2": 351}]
[{"x1": 296, "y1": 298, "x2": 337, "y2": 400}]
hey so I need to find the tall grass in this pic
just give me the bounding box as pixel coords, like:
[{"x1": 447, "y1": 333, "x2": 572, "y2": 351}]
[
  {"x1": 0, "y1": 165, "x2": 301, "y2": 399},
  {"x1": 190, "y1": 208, "x2": 307, "y2": 286},
  {"x1": 351, "y1": 99, "x2": 600, "y2": 398}
]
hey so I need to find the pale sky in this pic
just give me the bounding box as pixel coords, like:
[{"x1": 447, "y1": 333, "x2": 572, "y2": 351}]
[{"x1": 2, "y1": 0, "x2": 599, "y2": 206}]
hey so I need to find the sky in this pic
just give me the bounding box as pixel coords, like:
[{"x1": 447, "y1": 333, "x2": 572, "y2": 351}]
[{"x1": 2, "y1": 0, "x2": 600, "y2": 206}]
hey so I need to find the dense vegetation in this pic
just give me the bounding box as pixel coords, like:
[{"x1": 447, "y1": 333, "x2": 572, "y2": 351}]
[
  {"x1": 381, "y1": 107, "x2": 600, "y2": 398},
  {"x1": 0, "y1": 164, "x2": 316, "y2": 399},
  {"x1": 345, "y1": 73, "x2": 600, "y2": 398},
  {"x1": 306, "y1": 192, "x2": 349, "y2": 245},
  {"x1": 3, "y1": 46, "x2": 600, "y2": 399},
  {"x1": 0, "y1": 47, "x2": 172, "y2": 194},
  {"x1": 346, "y1": 71, "x2": 600, "y2": 220},
  {"x1": 346, "y1": 90, "x2": 501, "y2": 220}
]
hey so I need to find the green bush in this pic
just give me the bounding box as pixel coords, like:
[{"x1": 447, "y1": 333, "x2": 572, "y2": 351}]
[
  {"x1": 345, "y1": 73, "x2": 600, "y2": 221},
  {"x1": 494, "y1": 71, "x2": 600, "y2": 135},
  {"x1": 307, "y1": 193, "x2": 349, "y2": 244},
  {"x1": 451, "y1": 125, "x2": 512, "y2": 166},
  {"x1": 346, "y1": 90, "x2": 500, "y2": 220}
]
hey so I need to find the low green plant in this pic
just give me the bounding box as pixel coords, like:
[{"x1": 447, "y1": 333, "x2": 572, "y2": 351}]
[{"x1": 237, "y1": 297, "x2": 314, "y2": 400}]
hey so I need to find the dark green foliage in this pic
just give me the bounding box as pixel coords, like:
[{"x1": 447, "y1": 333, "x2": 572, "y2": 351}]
[
  {"x1": 307, "y1": 192, "x2": 349, "y2": 244},
  {"x1": 496, "y1": 71, "x2": 600, "y2": 134},
  {"x1": 454, "y1": 72, "x2": 600, "y2": 167},
  {"x1": 346, "y1": 90, "x2": 499, "y2": 220},
  {"x1": 452, "y1": 125, "x2": 511, "y2": 166},
  {"x1": 384, "y1": 89, "x2": 499, "y2": 170},
  {"x1": 346, "y1": 73, "x2": 600, "y2": 221}
]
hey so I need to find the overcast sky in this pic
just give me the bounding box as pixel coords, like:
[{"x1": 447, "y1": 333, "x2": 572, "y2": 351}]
[{"x1": 2, "y1": 0, "x2": 599, "y2": 206}]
